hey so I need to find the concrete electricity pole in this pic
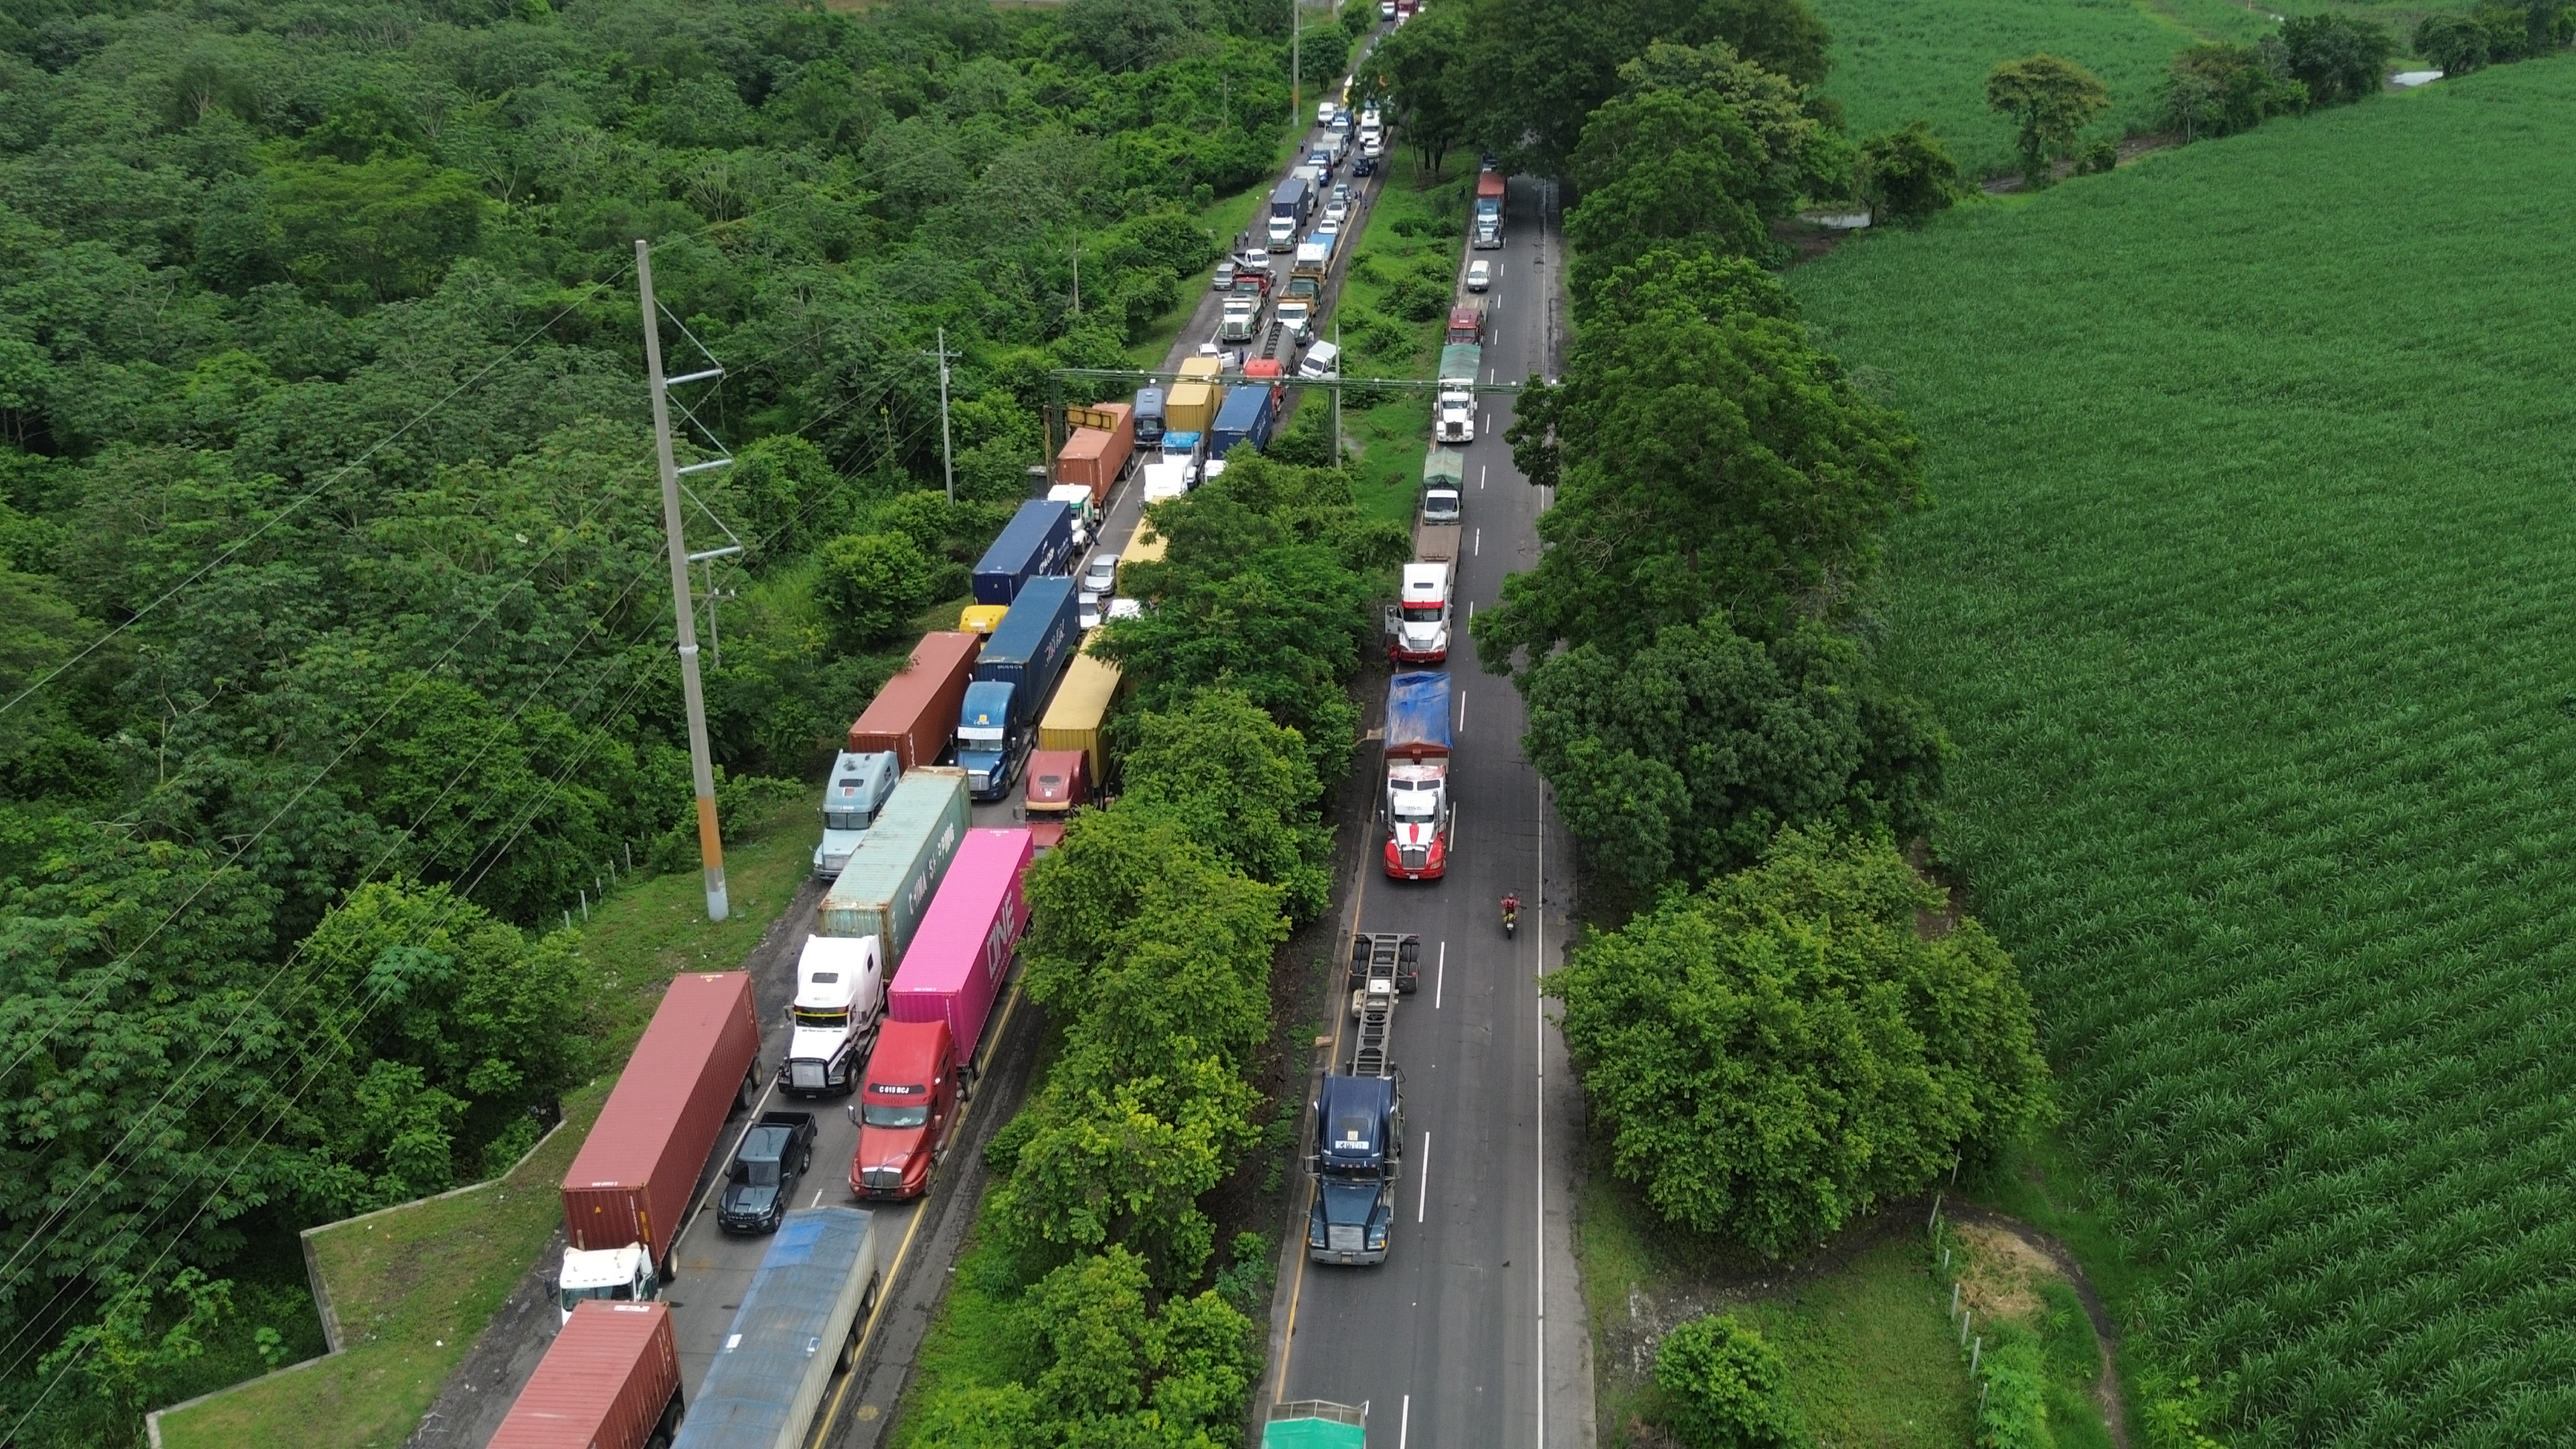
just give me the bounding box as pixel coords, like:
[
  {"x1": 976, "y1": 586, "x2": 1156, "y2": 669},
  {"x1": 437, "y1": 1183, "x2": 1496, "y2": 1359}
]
[
  {"x1": 932, "y1": 327, "x2": 956, "y2": 504},
  {"x1": 635, "y1": 239, "x2": 729, "y2": 923}
]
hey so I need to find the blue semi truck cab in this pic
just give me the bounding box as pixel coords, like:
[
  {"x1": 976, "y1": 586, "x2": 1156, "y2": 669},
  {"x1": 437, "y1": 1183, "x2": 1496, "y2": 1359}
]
[
  {"x1": 1307, "y1": 1072, "x2": 1401, "y2": 1265},
  {"x1": 957, "y1": 575, "x2": 1079, "y2": 802}
]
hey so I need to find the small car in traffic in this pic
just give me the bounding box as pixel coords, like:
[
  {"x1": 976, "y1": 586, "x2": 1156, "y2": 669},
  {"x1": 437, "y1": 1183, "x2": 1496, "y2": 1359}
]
[{"x1": 1466, "y1": 260, "x2": 1491, "y2": 292}]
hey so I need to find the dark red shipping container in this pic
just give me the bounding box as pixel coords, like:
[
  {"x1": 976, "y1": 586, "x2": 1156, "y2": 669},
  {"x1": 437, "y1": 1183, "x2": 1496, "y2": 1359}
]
[
  {"x1": 489, "y1": 1301, "x2": 682, "y2": 1449},
  {"x1": 560, "y1": 972, "x2": 759, "y2": 1268},
  {"x1": 848, "y1": 632, "x2": 982, "y2": 770}
]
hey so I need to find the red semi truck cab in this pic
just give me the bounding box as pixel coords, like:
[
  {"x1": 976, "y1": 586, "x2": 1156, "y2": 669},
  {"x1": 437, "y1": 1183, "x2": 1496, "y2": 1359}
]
[{"x1": 849, "y1": 1019, "x2": 959, "y2": 1200}]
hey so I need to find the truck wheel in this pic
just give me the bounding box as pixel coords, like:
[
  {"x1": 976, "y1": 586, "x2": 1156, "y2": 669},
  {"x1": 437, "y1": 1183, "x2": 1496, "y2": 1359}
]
[
  {"x1": 837, "y1": 1313, "x2": 862, "y2": 1371},
  {"x1": 737, "y1": 1068, "x2": 758, "y2": 1112}
]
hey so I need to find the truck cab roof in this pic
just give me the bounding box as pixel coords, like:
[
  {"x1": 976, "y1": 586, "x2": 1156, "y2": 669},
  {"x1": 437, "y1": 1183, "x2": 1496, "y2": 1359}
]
[
  {"x1": 1318, "y1": 1074, "x2": 1396, "y2": 1163},
  {"x1": 1023, "y1": 748, "x2": 1087, "y2": 810},
  {"x1": 864, "y1": 1017, "x2": 953, "y2": 1090},
  {"x1": 793, "y1": 935, "x2": 880, "y2": 1013},
  {"x1": 1399, "y1": 562, "x2": 1450, "y2": 601}
]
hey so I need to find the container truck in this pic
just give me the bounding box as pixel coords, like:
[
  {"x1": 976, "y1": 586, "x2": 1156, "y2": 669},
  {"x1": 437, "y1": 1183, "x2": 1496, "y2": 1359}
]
[
  {"x1": 971, "y1": 499, "x2": 1076, "y2": 605},
  {"x1": 815, "y1": 766, "x2": 969, "y2": 947},
  {"x1": 1037, "y1": 649, "x2": 1122, "y2": 786},
  {"x1": 1266, "y1": 175, "x2": 1312, "y2": 251},
  {"x1": 1218, "y1": 293, "x2": 1262, "y2": 345},
  {"x1": 489, "y1": 1301, "x2": 685, "y2": 1449},
  {"x1": 1166, "y1": 381, "x2": 1219, "y2": 435},
  {"x1": 670, "y1": 1209, "x2": 880, "y2": 1449},
  {"x1": 848, "y1": 632, "x2": 980, "y2": 770},
  {"x1": 1053, "y1": 403, "x2": 1132, "y2": 505},
  {"x1": 558, "y1": 972, "x2": 760, "y2": 1306},
  {"x1": 887, "y1": 827, "x2": 1033, "y2": 1074},
  {"x1": 1389, "y1": 562, "x2": 1455, "y2": 664},
  {"x1": 1472, "y1": 169, "x2": 1505, "y2": 248},
  {"x1": 1211, "y1": 384, "x2": 1277, "y2": 459},
  {"x1": 960, "y1": 576, "x2": 1079, "y2": 801},
  {"x1": 1435, "y1": 344, "x2": 1480, "y2": 443},
  {"x1": 779, "y1": 935, "x2": 882, "y2": 1097},
  {"x1": 811, "y1": 749, "x2": 900, "y2": 880},
  {"x1": 1133, "y1": 386, "x2": 1166, "y2": 444},
  {"x1": 1160, "y1": 430, "x2": 1206, "y2": 474},
  {"x1": 848, "y1": 1018, "x2": 962, "y2": 1201},
  {"x1": 1047, "y1": 483, "x2": 1101, "y2": 549},
  {"x1": 1381, "y1": 672, "x2": 1454, "y2": 880}
]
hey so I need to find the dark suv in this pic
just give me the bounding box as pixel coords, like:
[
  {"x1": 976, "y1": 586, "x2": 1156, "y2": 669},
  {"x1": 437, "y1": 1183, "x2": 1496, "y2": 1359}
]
[{"x1": 717, "y1": 1111, "x2": 816, "y2": 1234}]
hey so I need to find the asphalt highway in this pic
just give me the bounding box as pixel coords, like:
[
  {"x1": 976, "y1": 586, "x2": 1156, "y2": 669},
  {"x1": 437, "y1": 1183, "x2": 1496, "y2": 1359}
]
[{"x1": 1267, "y1": 175, "x2": 1594, "y2": 1449}]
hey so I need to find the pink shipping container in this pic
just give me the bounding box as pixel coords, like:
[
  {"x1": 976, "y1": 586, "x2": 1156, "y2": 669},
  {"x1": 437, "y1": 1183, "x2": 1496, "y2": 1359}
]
[
  {"x1": 489, "y1": 1301, "x2": 683, "y2": 1449},
  {"x1": 1054, "y1": 402, "x2": 1133, "y2": 507},
  {"x1": 887, "y1": 828, "x2": 1034, "y2": 1067},
  {"x1": 560, "y1": 972, "x2": 759, "y2": 1271}
]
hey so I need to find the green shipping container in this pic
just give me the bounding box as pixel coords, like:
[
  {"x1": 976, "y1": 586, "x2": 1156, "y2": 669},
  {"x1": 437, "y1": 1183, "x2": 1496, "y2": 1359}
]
[{"x1": 815, "y1": 766, "x2": 971, "y2": 952}]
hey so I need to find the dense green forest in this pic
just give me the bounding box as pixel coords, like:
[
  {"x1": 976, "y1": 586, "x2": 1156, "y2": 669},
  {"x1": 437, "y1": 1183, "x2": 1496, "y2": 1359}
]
[{"x1": 0, "y1": 0, "x2": 1325, "y2": 1434}]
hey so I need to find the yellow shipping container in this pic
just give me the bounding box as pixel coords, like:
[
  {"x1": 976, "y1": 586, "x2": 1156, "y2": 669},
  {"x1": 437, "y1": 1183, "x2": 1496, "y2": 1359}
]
[
  {"x1": 1119, "y1": 529, "x2": 1170, "y2": 596},
  {"x1": 1166, "y1": 381, "x2": 1218, "y2": 434},
  {"x1": 1177, "y1": 355, "x2": 1224, "y2": 383},
  {"x1": 1039, "y1": 650, "x2": 1124, "y2": 784}
]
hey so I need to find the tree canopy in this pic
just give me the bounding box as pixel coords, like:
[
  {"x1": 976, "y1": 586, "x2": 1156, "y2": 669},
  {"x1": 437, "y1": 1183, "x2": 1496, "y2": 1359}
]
[{"x1": 1546, "y1": 829, "x2": 2051, "y2": 1256}]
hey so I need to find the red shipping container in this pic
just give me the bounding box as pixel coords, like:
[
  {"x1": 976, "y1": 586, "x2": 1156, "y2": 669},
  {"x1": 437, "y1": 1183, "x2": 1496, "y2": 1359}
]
[
  {"x1": 489, "y1": 1301, "x2": 681, "y2": 1449},
  {"x1": 1053, "y1": 402, "x2": 1133, "y2": 506},
  {"x1": 888, "y1": 828, "x2": 1033, "y2": 1066},
  {"x1": 560, "y1": 972, "x2": 759, "y2": 1269},
  {"x1": 848, "y1": 632, "x2": 981, "y2": 770}
]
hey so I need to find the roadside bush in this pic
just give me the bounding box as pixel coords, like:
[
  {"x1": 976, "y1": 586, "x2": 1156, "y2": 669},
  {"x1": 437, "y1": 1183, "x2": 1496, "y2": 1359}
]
[
  {"x1": 1975, "y1": 1330, "x2": 2050, "y2": 1449},
  {"x1": 1382, "y1": 270, "x2": 1453, "y2": 322},
  {"x1": 1857, "y1": 121, "x2": 1959, "y2": 226},
  {"x1": 1653, "y1": 1314, "x2": 1802, "y2": 1449},
  {"x1": 2279, "y1": 14, "x2": 2394, "y2": 106},
  {"x1": 2078, "y1": 138, "x2": 2118, "y2": 173},
  {"x1": 2162, "y1": 42, "x2": 2306, "y2": 142},
  {"x1": 813, "y1": 529, "x2": 954, "y2": 650},
  {"x1": 1547, "y1": 828, "x2": 2052, "y2": 1256}
]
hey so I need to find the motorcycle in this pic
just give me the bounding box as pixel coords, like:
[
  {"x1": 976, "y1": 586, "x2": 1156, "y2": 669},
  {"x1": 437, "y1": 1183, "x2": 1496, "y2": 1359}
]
[{"x1": 1501, "y1": 895, "x2": 1520, "y2": 938}]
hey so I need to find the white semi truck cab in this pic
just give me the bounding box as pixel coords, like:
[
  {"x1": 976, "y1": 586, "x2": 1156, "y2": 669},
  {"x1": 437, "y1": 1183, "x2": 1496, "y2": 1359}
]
[
  {"x1": 556, "y1": 1242, "x2": 659, "y2": 1323},
  {"x1": 781, "y1": 934, "x2": 885, "y2": 1097},
  {"x1": 1435, "y1": 385, "x2": 1474, "y2": 442},
  {"x1": 1392, "y1": 562, "x2": 1453, "y2": 663},
  {"x1": 813, "y1": 750, "x2": 900, "y2": 879}
]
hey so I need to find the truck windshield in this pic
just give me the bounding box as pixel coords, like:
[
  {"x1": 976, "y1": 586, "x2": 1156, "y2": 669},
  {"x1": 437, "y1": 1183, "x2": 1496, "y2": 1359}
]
[
  {"x1": 823, "y1": 810, "x2": 870, "y2": 831},
  {"x1": 1401, "y1": 601, "x2": 1443, "y2": 621},
  {"x1": 958, "y1": 727, "x2": 1005, "y2": 746},
  {"x1": 559, "y1": 1281, "x2": 638, "y2": 1312},
  {"x1": 863, "y1": 1103, "x2": 930, "y2": 1129},
  {"x1": 793, "y1": 1005, "x2": 849, "y2": 1027},
  {"x1": 1392, "y1": 792, "x2": 1437, "y2": 822}
]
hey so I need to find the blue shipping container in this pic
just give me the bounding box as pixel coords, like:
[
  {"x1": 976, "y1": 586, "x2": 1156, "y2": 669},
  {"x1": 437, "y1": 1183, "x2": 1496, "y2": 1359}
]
[
  {"x1": 673, "y1": 1208, "x2": 880, "y2": 1449},
  {"x1": 1384, "y1": 672, "x2": 1453, "y2": 759},
  {"x1": 971, "y1": 500, "x2": 1075, "y2": 605},
  {"x1": 973, "y1": 576, "x2": 1080, "y2": 731},
  {"x1": 1211, "y1": 385, "x2": 1276, "y2": 459}
]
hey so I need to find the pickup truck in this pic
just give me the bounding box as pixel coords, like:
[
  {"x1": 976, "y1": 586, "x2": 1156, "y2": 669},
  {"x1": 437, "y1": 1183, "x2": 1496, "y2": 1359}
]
[{"x1": 717, "y1": 1112, "x2": 817, "y2": 1235}]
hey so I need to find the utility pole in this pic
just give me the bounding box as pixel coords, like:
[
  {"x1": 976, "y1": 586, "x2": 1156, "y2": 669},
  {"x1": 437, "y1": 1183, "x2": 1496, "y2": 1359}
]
[
  {"x1": 1332, "y1": 318, "x2": 1343, "y2": 468},
  {"x1": 932, "y1": 327, "x2": 956, "y2": 504},
  {"x1": 1291, "y1": 0, "x2": 1301, "y2": 129},
  {"x1": 1071, "y1": 238, "x2": 1081, "y2": 317},
  {"x1": 636, "y1": 239, "x2": 729, "y2": 922}
]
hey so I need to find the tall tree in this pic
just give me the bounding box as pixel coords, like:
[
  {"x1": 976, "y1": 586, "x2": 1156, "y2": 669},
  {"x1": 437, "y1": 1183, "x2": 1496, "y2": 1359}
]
[
  {"x1": 1473, "y1": 249, "x2": 1924, "y2": 667},
  {"x1": 1546, "y1": 828, "x2": 2052, "y2": 1256},
  {"x1": 1984, "y1": 53, "x2": 2110, "y2": 188}
]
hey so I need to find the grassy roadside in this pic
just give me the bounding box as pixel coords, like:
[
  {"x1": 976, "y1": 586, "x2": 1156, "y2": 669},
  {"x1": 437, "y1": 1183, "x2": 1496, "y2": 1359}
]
[
  {"x1": 1574, "y1": 1152, "x2": 1976, "y2": 1448},
  {"x1": 155, "y1": 799, "x2": 816, "y2": 1448},
  {"x1": 1323, "y1": 150, "x2": 1467, "y2": 532}
]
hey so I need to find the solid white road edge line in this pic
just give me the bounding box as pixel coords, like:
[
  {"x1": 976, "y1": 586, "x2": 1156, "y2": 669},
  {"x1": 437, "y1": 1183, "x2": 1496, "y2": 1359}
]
[
  {"x1": 1417, "y1": 1132, "x2": 1431, "y2": 1224},
  {"x1": 1435, "y1": 940, "x2": 1446, "y2": 1010}
]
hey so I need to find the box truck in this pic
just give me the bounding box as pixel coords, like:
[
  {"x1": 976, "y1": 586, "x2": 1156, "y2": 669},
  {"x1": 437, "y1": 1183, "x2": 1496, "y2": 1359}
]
[
  {"x1": 1266, "y1": 175, "x2": 1313, "y2": 251},
  {"x1": 489, "y1": 1302, "x2": 685, "y2": 1449},
  {"x1": 888, "y1": 828, "x2": 1034, "y2": 1074},
  {"x1": 960, "y1": 576, "x2": 1079, "y2": 802},
  {"x1": 671, "y1": 1209, "x2": 880, "y2": 1449},
  {"x1": 971, "y1": 499, "x2": 1076, "y2": 605},
  {"x1": 847, "y1": 632, "x2": 980, "y2": 770},
  {"x1": 558, "y1": 973, "x2": 760, "y2": 1305},
  {"x1": 811, "y1": 749, "x2": 900, "y2": 880},
  {"x1": 815, "y1": 766, "x2": 970, "y2": 947},
  {"x1": 1472, "y1": 169, "x2": 1505, "y2": 248}
]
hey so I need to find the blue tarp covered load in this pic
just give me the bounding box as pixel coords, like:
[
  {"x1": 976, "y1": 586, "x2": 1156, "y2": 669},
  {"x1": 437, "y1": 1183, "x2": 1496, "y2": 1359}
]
[{"x1": 1383, "y1": 672, "x2": 1452, "y2": 759}]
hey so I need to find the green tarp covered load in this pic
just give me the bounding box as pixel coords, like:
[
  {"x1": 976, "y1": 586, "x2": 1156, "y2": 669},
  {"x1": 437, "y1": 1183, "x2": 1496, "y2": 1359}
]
[{"x1": 1262, "y1": 1399, "x2": 1366, "y2": 1449}]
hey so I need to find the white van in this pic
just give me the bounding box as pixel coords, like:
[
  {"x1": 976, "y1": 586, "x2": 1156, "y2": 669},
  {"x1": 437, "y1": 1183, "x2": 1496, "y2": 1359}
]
[{"x1": 1298, "y1": 341, "x2": 1342, "y2": 380}]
